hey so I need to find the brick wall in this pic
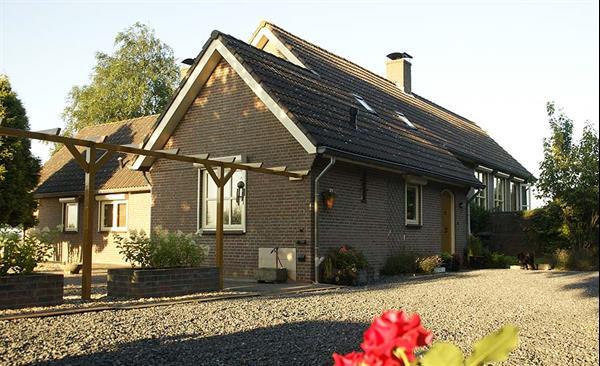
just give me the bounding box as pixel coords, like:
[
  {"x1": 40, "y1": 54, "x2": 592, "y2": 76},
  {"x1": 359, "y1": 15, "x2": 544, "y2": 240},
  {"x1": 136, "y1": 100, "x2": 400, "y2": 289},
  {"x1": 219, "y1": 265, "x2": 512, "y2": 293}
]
[
  {"x1": 150, "y1": 60, "x2": 315, "y2": 281},
  {"x1": 36, "y1": 191, "x2": 151, "y2": 265},
  {"x1": 0, "y1": 273, "x2": 63, "y2": 309},
  {"x1": 316, "y1": 159, "x2": 469, "y2": 274}
]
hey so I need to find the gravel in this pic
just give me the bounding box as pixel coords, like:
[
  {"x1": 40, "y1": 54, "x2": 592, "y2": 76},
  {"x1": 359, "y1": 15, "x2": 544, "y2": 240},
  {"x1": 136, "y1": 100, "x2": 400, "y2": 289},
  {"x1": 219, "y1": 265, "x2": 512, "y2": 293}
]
[{"x1": 1, "y1": 270, "x2": 598, "y2": 366}]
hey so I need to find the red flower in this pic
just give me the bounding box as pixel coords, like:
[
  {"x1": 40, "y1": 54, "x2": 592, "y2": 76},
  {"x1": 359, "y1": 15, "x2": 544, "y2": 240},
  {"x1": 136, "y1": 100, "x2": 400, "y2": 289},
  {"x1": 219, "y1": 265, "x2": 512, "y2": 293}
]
[
  {"x1": 334, "y1": 310, "x2": 433, "y2": 366},
  {"x1": 339, "y1": 245, "x2": 349, "y2": 253}
]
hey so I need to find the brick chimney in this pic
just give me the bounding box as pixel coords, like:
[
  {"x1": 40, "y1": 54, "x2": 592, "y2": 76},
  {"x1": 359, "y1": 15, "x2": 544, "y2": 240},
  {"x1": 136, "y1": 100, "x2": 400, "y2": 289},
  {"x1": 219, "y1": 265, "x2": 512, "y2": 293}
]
[{"x1": 385, "y1": 52, "x2": 412, "y2": 94}]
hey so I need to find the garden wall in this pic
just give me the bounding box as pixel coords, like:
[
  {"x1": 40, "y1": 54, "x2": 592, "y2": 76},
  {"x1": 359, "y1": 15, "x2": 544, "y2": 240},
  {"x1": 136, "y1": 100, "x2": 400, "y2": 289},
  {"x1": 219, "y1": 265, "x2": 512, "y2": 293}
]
[
  {"x1": 0, "y1": 273, "x2": 64, "y2": 309},
  {"x1": 107, "y1": 267, "x2": 220, "y2": 298},
  {"x1": 484, "y1": 212, "x2": 532, "y2": 255}
]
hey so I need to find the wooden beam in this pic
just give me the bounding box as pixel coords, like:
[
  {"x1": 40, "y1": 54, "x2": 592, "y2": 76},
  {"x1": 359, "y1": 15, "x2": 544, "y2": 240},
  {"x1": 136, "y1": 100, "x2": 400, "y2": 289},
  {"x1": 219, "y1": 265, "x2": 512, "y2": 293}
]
[
  {"x1": 268, "y1": 166, "x2": 287, "y2": 172},
  {"x1": 64, "y1": 143, "x2": 89, "y2": 172},
  {"x1": 81, "y1": 147, "x2": 96, "y2": 300},
  {"x1": 214, "y1": 166, "x2": 225, "y2": 290},
  {"x1": 34, "y1": 128, "x2": 60, "y2": 135},
  {"x1": 95, "y1": 149, "x2": 114, "y2": 168},
  {"x1": 240, "y1": 162, "x2": 263, "y2": 168}
]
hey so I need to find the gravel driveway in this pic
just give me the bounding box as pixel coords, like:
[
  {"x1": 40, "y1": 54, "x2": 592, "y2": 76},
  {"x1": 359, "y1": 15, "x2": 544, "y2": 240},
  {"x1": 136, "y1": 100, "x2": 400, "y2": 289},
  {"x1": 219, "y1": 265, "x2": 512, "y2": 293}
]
[{"x1": 1, "y1": 270, "x2": 598, "y2": 365}]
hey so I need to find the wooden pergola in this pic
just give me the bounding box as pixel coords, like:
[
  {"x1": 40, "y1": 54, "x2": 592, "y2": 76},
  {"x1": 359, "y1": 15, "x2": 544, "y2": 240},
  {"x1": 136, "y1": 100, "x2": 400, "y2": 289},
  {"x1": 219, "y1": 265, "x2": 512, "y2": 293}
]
[{"x1": 0, "y1": 126, "x2": 308, "y2": 300}]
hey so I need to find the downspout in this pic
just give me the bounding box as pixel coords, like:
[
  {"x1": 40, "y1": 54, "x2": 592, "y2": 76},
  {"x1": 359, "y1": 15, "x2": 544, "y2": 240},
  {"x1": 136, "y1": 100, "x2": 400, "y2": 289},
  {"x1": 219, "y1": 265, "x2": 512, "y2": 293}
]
[{"x1": 313, "y1": 156, "x2": 336, "y2": 284}]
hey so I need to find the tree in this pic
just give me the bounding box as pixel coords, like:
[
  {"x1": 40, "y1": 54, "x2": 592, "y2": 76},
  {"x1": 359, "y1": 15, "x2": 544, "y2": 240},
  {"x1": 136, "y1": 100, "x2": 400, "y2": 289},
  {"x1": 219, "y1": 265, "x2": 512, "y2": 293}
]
[
  {"x1": 62, "y1": 22, "x2": 179, "y2": 136},
  {"x1": 0, "y1": 75, "x2": 41, "y2": 229},
  {"x1": 537, "y1": 102, "x2": 599, "y2": 249}
]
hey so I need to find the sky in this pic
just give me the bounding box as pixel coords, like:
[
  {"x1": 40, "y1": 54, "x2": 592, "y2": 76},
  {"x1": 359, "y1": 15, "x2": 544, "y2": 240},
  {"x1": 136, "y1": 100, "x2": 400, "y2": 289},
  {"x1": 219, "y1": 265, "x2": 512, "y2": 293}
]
[{"x1": 1, "y1": 0, "x2": 599, "y2": 208}]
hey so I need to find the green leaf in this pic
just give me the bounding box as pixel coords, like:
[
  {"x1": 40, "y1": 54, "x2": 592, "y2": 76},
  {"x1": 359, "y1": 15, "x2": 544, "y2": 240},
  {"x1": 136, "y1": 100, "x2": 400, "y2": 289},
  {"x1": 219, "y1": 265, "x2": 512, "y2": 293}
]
[
  {"x1": 465, "y1": 325, "x2": 519, "y2": 366},
  {"x1": 420, "y1": 342, "x2": 464, "y2": 366}
]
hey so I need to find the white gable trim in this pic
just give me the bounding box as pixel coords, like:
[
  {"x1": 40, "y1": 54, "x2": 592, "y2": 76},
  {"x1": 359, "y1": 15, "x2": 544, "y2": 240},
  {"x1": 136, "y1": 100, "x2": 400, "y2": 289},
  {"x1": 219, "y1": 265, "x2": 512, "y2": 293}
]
[
  {"x1": 133, "y1": 38, "x2": 315, "y2": 170},
  {"x1": 249, "y1": 27, "x2": 306, "y2": 69}
]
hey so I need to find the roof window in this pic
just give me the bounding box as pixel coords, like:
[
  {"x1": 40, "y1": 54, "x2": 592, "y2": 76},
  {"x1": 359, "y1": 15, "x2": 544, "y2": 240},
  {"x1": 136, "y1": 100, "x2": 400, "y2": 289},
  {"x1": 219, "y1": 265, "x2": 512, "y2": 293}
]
[
  {"x1": 353, "y1": 95, "x2": 376, "y2": 114},
  {"x1": 396, "y1": 112, "x2": 417, "y2": 129}
]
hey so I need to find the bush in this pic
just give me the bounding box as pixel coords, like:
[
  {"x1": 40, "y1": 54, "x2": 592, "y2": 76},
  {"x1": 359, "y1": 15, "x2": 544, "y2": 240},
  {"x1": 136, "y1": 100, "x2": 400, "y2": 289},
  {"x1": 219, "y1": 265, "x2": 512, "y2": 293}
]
[
  {"x1": 553, "y1": 247, "x2": 599, "y2": 271},
  {"x1": 467, "y1": 235, "x2": 484, "y2": 257},
  {"x1": 486, "y1": 252, "x2": 518, "y2": 269},
  {"x1": 416, "y1": 255, "x2": 442, "y2": 274},
  {"x1": 321, "y1": 246, "x2": 368, "y2": 285},
  {"x1": 115, "y1": 227, "x2": 208, "y2": 268},
  {"x1": 470, "y1": 203, "x2": 490, "y2": 234},
  {"x1": 522, "y1": 202, "x2": 570, "y2": 256},
  {"x1": 381, "y1": 252, "x2": 418, "y2": 275},
  {"x1": 0, "y1": 227, "x2": 56, "y2": 275}
]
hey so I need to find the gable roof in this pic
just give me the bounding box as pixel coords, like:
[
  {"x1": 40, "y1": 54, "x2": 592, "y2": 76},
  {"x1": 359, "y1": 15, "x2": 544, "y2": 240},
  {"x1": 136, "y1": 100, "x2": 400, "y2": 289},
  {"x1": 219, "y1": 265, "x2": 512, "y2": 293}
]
[
  {"x1": 257, "y1": 22, "x2": 533, "y2": 180},
  {"x1": 35, "y1": 115, "x2": 156, "y2": 197}
]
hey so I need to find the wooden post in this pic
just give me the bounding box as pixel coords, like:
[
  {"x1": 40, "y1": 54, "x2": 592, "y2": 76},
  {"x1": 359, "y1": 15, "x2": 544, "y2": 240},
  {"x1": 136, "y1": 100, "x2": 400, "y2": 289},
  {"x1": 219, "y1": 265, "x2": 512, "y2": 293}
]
[
  {"x1": 81, "y1": 146, "x2": 96, "y2": 300},
  {"x1": 215, "y1": 166, "x2": 225, "y2": 290}
]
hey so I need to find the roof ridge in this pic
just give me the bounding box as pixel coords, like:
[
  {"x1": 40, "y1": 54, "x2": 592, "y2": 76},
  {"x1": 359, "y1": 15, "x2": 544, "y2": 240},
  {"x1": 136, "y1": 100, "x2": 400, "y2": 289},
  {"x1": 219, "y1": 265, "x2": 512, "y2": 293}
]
[{"x1": 75, "y1": 114, "x2": 158, "y2": 136}]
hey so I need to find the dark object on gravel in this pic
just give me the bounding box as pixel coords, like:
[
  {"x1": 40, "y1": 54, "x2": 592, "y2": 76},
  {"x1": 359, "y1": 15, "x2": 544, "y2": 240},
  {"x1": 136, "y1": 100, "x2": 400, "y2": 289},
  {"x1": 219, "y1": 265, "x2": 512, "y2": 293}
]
[{"x1": 517, "y1": 252, "x2": 536, "y2": 270}]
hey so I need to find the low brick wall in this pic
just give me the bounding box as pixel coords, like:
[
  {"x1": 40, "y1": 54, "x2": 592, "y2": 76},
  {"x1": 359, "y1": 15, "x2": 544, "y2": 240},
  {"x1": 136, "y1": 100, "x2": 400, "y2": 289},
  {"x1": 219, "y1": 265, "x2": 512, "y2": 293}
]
[
  {"x1": 0, "y1": 273, "x2": 64, "y2": 309},
  {"x1": 107, "y1": 267, "x2": 220, "y2": 298},
  {"x1": 482, "y1": 212, "x2": 533, "y2": 255}
]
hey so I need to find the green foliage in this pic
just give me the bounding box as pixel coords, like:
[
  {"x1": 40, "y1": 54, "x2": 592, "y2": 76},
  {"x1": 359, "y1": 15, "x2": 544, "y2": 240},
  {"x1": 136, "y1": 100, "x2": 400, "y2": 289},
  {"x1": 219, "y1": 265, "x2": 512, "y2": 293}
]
[
  {"x1": 0, "y1": 75, "x2": 41, "y2": 228},
  {"x1": 0, "y1": 227, "x2": 56, "y2": 275},
  {"x1": 381, "y1": 251, "x2": 418, "y2": 275},
  {"x1": 440, "y1": 251, "x2": 452, "y2": 264},
  {"x1": 321, "y1": 246, "x2": 368, "y2": 285},
  {"x1": 522, "y1": 201, "x2": 570, "y2": 255},
  {"x1": 536, "y1": 102, "x2": 599, "y2": 249},
  {"x1": 417, "y1": 255, "x2": 442, "y2": 274},
  {"x1": 62, "y1": 22, "x2": 180, "y2": 137},
  {"x1": 485, "y1": 252, "x2": 518, "y2": 269},
  {"x1": 115, "y1": 227, "x2": 208, "y2": 268},
  {"x1": 553, "y1": 247, "x2": 599, "y2": 271},
  {"x1": 418, "y1": 325, "x2": 519, "y2": 366},
  {"x1": 467, "y1": 235, "x2": 483, "y2": 257},
  {"x1": 469, "y1": 202, "x2": 490, "y2": 234}
]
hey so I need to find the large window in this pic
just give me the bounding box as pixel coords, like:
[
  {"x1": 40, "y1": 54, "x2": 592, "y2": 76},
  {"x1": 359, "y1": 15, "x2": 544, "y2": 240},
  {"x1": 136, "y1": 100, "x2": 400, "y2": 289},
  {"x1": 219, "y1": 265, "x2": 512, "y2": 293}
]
[
  {"x1": 62, "y1": 202, "x2": 78, "y2": 232},
  {"x1": 201, "y1": 169, "x2": 246, "y2": 231},
  {"x1": 510, "y1": 181, "x2": 518, "y2": 211},
  {"x1": 493, "y1": 176, "x2": 506, "y2": 211},
  {"x1": 405, "y1": 184, "x2": 422, "y2": 226},
  {"x1": 474, "y1": 171, "x2": 488, "y2": 209},
  {"x1": 100, "y1": 200, "x2": 127, "y2": 231},
  {"x1": 520, "y1": 185, "x2": 530, "y2": 211}
]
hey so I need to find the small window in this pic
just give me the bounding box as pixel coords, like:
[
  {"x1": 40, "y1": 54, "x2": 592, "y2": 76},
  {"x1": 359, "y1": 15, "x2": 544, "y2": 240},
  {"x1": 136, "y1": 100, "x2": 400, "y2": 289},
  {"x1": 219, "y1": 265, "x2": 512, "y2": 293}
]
[
  {"x1": 493, "y1": 176, "x2": 506, "y2": 211},
  {"x1": 63, "y1": 202, "x2": 78, "y2": 232},
  {"x1": 100, "y1": 200, "x2": 127, "y2": 231},
  {"x1": 396, "y1": 112, "x2": 417, "y2": 129},
  {"x1": 510, "y1": 182, "x2": 518, "y2": 211},
  {"x1": 201, "y1": 169, "x2": 246, "y2": 232},
  {"x1": 520, "y1": 185, "x2": 530, "y2": 211},
  {"x1": 405, "y1": 184, "x2": 422, "y2": 226},
  {"x1": 474, "y1": 171, "x2": 488, "y2": 209},
  {"x1": 353, "y1": 94, "x2": 376, "y2": 113}
]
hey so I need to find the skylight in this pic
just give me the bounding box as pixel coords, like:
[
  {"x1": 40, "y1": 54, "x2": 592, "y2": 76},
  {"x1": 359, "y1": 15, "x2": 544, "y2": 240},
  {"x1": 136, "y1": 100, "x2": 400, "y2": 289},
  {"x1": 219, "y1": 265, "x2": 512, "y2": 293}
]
[
  {"x1": 396, "y1": 112, "x2": 417, "y2": 129},
  {"x1": 353, "y1": 95, "x2": 376, "y2": 114}
]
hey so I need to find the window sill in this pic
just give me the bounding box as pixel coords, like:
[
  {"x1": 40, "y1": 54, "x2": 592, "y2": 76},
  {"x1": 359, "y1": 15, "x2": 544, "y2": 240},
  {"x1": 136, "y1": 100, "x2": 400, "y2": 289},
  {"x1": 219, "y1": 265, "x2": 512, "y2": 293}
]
[
  {"x1": 100, "y1": 229, "x2": 128, "y2": 233},
  {"x1": 405, "y1": 224, "x2": 422, "y2": 229},
  {"x1": 199, "y1": 229, "x2": 246, "y2": 235},
  {"x1": 63, "y1": 230, "x2": 78, "y2": 234}
]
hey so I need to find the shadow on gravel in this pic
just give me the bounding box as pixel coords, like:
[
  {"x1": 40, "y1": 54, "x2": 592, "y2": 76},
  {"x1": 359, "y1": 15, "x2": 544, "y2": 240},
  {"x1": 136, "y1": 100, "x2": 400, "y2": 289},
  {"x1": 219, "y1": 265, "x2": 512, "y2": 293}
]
[
  {"x1": 553, "y1": 272, "x2": 599, "y2": 299},
  {"x1": 31, "y1": 320, "x2": 369, "y2": 366}
]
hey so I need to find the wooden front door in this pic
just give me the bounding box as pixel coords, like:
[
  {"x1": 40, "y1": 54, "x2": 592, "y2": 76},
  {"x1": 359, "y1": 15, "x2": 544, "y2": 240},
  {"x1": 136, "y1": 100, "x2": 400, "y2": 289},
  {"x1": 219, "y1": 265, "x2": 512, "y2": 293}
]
[{"x1": 441, "y1": 190, "x2": 454, "y2": 254}]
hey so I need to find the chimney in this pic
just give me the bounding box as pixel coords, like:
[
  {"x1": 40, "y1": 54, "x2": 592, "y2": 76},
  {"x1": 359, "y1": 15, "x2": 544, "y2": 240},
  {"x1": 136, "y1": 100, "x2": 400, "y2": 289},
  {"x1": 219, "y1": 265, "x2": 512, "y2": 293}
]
[{"x1": 385, "y1": 52, "x2": 412, "y2": 94}]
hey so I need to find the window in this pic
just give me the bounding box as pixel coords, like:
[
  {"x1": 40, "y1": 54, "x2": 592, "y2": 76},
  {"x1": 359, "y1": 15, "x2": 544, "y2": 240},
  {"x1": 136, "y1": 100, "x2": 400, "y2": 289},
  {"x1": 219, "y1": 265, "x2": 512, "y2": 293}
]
[
  {"x1": 474, "y1": 171, "x2": 488, "y2": 209},
  {"x1": 100, "y1": 200, "x2": 127, "y2": 231},
  {"x1": 201, "y1": 169, "x2": 246, "y2": 231},
  {"x1": 405, "y1": 184, "x2": 422, "y2": 225},
  {"x1": 395, "y1": 111, "x2": 417, "y2": 129},
  {"x1": 493, "y1": 176, "x2": 506, "y2": 211},
  {"x1": 63, "y1": 202, "x2": 78, "y2": 232},
  {"x1": 510, "y1": 182, "x2": 518, "y2": 211},
  {"x1": 520, "y1": 185, "x2": 530, "y2": 211},
  {"x1": 353, "y1": 94, "x2": 376, "y2": 113}
]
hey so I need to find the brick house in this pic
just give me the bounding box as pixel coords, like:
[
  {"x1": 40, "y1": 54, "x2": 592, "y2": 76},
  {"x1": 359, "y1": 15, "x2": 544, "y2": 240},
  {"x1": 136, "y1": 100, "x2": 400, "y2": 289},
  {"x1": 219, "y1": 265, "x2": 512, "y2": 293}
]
[{"x1": 36, "y1": 22, "x2": 533, "y2": 280}]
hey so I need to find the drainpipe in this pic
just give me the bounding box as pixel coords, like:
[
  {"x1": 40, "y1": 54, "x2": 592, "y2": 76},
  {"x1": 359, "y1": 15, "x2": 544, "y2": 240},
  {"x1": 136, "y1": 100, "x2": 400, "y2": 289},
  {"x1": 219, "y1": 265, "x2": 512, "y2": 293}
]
[{"x1": 313, "y1": 156, "x2": 336, "y2": 284}]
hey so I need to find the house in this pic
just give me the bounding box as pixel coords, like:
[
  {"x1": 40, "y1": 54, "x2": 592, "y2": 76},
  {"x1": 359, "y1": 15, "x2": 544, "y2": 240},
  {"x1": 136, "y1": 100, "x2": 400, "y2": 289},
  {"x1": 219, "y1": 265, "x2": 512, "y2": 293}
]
[
  {"x1": 36, "y1": 21, "x2": 533, "y2": 279},
  {"x1": 35, "y1": 116, "x2": 156, "y2": 265}
]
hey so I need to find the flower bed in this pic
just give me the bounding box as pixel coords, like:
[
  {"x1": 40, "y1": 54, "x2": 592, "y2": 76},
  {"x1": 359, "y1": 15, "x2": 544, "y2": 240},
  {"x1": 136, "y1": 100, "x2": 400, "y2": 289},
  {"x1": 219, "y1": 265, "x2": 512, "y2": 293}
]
[
  {"x1": 0, "y1": 273, "x2": 63, "y2": 309},
  {"x1": 107, "y1": 267, "x2": 219, "y2": 298}
]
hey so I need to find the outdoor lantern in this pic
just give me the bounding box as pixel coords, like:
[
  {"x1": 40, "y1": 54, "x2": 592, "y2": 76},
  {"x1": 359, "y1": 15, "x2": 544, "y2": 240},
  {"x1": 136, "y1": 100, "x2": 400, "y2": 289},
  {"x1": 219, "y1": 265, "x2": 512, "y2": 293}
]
[{"x1": 236, "y1": 181, "x2": 246, "y2": 204}]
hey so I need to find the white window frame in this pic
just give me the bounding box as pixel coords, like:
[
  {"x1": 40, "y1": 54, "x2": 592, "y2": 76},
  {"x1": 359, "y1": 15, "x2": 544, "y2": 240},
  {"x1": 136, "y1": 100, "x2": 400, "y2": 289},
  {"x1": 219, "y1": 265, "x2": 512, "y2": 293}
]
[
  {"x1": 520, "y1": 184, "x2": 530, "y2": 211},
  {"x1": 353, "y1": 94, "x2": 376, "y2": 113},
  {"x1": 395, "y1": 111, "x2": 417, "y2": 129},
  {"x1": 405, "y1": 184, "x2": 422, "y2": 226},
  {"x1": 61, "y1": 201, "x2": 79, "y2": 232},
  {"x1": 198, "y1": 163, "x2": 247, "y2": 233},
  {"x1": 493, "y1": 176, "x2": 506, "y2": 211},
  {"x1": 99, "y1": 200, "x2": 128, "y2": 232},
  {"x1": 474, "y1": 171, "x2": 488, "y2": 209}
]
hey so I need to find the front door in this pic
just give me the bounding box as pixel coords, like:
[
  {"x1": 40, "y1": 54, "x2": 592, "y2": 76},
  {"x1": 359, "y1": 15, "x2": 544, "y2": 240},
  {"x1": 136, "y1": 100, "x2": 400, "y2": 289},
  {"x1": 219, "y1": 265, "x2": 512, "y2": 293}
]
[{"x1": 441, "y1": 190, "x2": 454, "y2": 254}]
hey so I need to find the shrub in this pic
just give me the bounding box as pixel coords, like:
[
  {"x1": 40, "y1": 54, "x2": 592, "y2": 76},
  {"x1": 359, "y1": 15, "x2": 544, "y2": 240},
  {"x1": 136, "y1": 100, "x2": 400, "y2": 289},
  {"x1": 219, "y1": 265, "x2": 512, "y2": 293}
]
[
  {"x1": 381, "y1": 252, "x2": 418, "y2": 275},
  {"x1": 440, "y1": 251, "x2": 452, "y2": 265},
  {"x1": 467, "y1": 234, "x2": 484, "y2": 257},
  {"x1": 0, "y1": 227, "x2": 56, "y2": 275},
  {"x1": 522, "y1": 202, "x2": 570, "y2": 256},
  {"x1": 115, "y1": 227, "x2": 208, "y2": 268},
  {"x1": 470, "y1": 203, "x2": 490, "y2": 234},
  {"x1": 321, "y1": 246, "x2": 368, "y2": 285},
  {"x1": 553, "y1": 247, "x2": 599, "y2": 271},
  {"x1": 486, "y1": 252, "x2": 518, "y2": 269},
  {"x1": 416, "y1": 255, "x2": 442, "y2": 274}
]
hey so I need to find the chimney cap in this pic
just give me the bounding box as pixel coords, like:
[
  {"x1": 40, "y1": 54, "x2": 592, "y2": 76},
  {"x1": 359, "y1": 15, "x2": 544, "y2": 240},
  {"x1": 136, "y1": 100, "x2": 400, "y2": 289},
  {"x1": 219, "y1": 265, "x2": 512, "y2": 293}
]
[
  {"x1": 387, "y1": 52, "x2": 412, "y2": 61},
  {"x1": 181, "y1": 58, "x2": 195, "y2": 65}
]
